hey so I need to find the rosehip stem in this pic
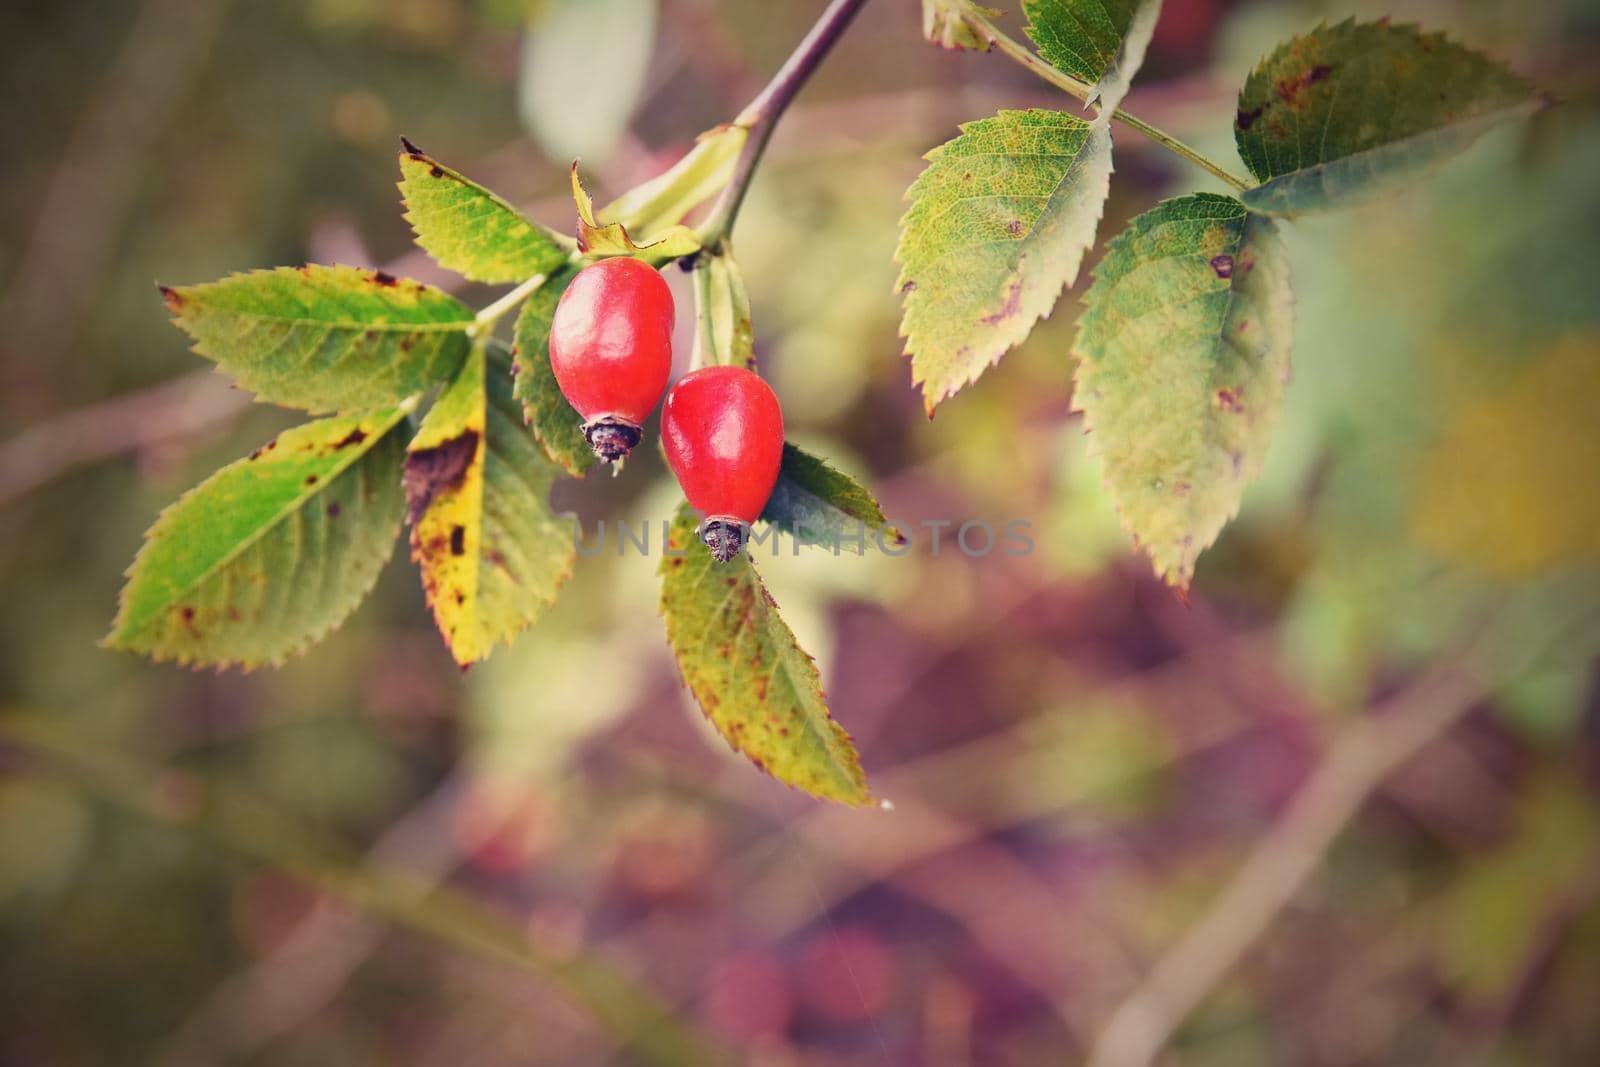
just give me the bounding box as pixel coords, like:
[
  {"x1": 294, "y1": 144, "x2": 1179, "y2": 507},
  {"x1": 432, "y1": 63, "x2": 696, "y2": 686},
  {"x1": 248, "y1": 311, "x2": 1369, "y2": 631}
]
[{"x1": 698, "y1": 0, "x2": 872, "y2": 250}]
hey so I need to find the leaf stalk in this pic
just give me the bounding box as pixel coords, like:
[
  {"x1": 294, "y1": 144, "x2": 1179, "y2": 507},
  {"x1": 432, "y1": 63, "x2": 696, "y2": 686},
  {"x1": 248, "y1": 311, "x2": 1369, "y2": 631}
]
[{"x1": 954, "y1": 2, "x2": 1252, "y2": 192}]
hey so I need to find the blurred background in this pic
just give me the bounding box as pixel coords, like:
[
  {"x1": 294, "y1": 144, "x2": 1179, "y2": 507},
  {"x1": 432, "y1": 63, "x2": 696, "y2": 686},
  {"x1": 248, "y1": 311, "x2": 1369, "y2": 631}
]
[{"x1": 2, "y1": 0, "x2": 1598, "y2": 1064}]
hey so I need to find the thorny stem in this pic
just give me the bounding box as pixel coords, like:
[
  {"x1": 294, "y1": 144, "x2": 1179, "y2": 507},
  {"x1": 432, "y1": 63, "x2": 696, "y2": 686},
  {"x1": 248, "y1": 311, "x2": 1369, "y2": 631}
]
[
  {"x1": 469, "y1": 272, "x2": 548, "y2": 338},
  {"x1": 957, "y1": 3, "x2": 1253, "y2": 192},
  {"x1": 698, "y1": 0, "x2": 872, "y2": 249}
]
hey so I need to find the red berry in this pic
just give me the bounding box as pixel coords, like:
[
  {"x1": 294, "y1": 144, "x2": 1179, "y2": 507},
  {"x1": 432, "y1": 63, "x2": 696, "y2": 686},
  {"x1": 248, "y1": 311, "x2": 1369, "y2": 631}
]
[
  {"x1": 548, "y1": 257, "x2": 675, "y2": 462},
  {"x1": 661, "y1": 366, "x2": 784, "y2": 562}
]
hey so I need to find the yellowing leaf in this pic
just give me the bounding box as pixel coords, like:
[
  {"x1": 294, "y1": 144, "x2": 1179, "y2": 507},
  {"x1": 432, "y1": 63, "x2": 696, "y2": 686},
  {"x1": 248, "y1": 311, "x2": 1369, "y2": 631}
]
[
  {"x1": 1073, "y1": 193, "x2": 1294, "y2": 589},
  {"x1": 406, "y1": 345, "x2": 576, "y2": 665},
  {"x1": 570, "y1": 164, "x2": 702, "y2": 261},
  {"x1": 659, "y1": 504, "x2": 872, "y2": 805},
  {"x1": 897, "y1": 109, "x2": 1112, "y2": 414},
  {"x1": 599, "y1": 123, "x2": 747, "y2": 238},
  {"x1": 398, "y1": 138, "x2": 572, "y2": 284},
  {"x1": 1411, "y1": 338, "x2": 1600, "y2": 578}
]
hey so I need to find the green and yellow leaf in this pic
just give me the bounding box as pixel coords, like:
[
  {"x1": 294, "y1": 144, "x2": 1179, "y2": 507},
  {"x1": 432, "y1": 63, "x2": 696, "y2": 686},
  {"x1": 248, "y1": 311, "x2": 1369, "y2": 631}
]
[
  {"x1": 511, "y1": 266, "x2": 595, "y2": 478},
  {"x1": 406, "y1": 345, "x2": 576, "y2": 666},
  {"x1": 1024, "y1": 0, "x2": 1163, "y2": 114},
  {"x1": 106, "y1": 409, "x2": 409, "y2": 668},
  {"x1": 659, "y1": 503, "x2": 873, "y2": 806},
  {"x1": 762, "y1": 444, "x2": 902, "y2": 550},
  {"x1": 599, "y1": 123, "x2": 747, "y2": 239},
  {"x1": 1073, "y1": 193, "x2": 1294, "y2": 589},
  {"x1": 1235, "y1": 19, "x2": 1542, "y2": 217},
  {"x1": 571, "y1": 164, "x2": 702, "y2": 262},
  {"x1": 161, "y1": 265, "x2": 473, "y2": 414},
  {"x1": 897, "y1": 109, "x2": 1112, "y2": 414},
  {"x1": 398, "y1": 137, "x2": 572, "y2": 284}
]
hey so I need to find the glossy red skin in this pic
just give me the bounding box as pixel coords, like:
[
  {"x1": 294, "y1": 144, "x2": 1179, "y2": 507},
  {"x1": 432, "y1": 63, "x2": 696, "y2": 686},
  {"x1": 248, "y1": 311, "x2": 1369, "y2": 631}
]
[
  {"x1": 548, "y1": 257, "x2": 674, "y2": 425},
  {"x1": 661, "y1": 366, "x2": 785, "y2": 525}
]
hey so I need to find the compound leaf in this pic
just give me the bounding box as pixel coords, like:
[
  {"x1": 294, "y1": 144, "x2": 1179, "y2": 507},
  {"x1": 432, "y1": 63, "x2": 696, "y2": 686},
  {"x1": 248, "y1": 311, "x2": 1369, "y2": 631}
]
[
  {"x1": 511, "y1": 266, "x2": 595, "y2": 478},
  {"x1": 1073, "y1": 193, "x2": 1294, "y2": 589},
  {"x1": 161, "y1": 265, "x2": 473, "y2": 414},
  {"x1": 659, "y1": 503, "x2": 872, "y2": 806},
  {"x1": 406, "y1": 345, "x2": 575, "y2": 666},
  {"x1": 1235, "y1": 19, "x2": 1542, "y2": 216},
  {"x1": 107, "y1": 409, "x2": 408, "y2": 668},
  {"x1": 1024, "y1": 0, "x2": 1163, "y2": 114},
  {"x1": 398, "y1": 138, "x2": 572, "y2": 284},
  {"x1": 897, "y1": 109, "x2": 1112, "y2": 414}
]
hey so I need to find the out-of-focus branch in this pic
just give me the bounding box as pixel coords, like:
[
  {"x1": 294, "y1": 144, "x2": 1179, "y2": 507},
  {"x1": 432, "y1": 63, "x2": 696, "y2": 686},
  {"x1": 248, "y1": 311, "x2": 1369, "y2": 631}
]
[
  {"x1": 0, "y1": 717, "x2": 729, "y2": 1067},
  {"x1": 154, "y1": 773, "x2": 470, "y2": 1067},
  {"x1": 0, "y1": 0, "x2": 230, "y2": 411},
  {"x1": 0, "y1": 370, "x2": 248, "y2": 508},
  {"x1": 1085, "y1": 635, "x2": 1507, "y2": 1067}
]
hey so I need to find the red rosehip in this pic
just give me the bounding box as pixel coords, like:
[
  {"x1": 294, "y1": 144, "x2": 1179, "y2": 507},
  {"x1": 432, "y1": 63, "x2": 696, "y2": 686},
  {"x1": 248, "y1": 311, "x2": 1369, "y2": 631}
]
[
  {"x1": 547, "y1": 256, "x2": 675, "y2": 463},
  {"x1": 661, "y1": 365, "x2": 785, "y2": 562}
]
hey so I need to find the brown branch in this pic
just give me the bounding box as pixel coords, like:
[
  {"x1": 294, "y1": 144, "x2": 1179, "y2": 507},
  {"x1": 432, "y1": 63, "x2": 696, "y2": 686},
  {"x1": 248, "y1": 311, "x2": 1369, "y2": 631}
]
[{"x1": 1085, "y1": 634, "x2": 1507, "y2": 1067}]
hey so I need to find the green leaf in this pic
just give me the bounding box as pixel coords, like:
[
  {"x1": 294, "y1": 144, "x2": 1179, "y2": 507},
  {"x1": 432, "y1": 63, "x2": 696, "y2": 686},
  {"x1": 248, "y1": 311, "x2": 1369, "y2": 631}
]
[
  {"x1": 571, "y1": 164, "x2": 702, "y2": 262},
  {"x1": 1073, "y1": 193, "x2": 1293, "y2": 590},
  {"x1": 405, "y1": 345, "x2": 575, "y2": 666},
  {"x1": 511, "y1": 266, "x2": 595, "y2": 478},
  {"x1": 398, "y1": 138, "x2": 572, "y2": 284},
  {"x1": 599, "y1": 123, "x2": 747, "y2": 238},
  {"x1": 1023, "y1": 0, "x2": 1163, "y2": 114},
  {"x1": 690, "y1": 249, "x2": 755, "y2": 371},
  {"x1": 896, "y1": 109, "x2": 1112, "y2": 414},
  {"x1": 659, "y1": 503, "x2": 873, "y2": 806},
  {"x1": 1235, "y1": 19, "x2": 1542, "y2": 217},
  {"x1": 921, "y1": 0, "x2": 998, "y2": 51},
  {"x1": 761, "y1": 444, "x2": 902, "y2": 550},
  {"x1": 107, "y1": 409, "x2": 409, "y2": 668},
  {"x1": 518, "y1": 0, "x2": 658, "y2": 162},
  {"x1": 161, "y1": 265, "x2": 474, "y2": 415}
]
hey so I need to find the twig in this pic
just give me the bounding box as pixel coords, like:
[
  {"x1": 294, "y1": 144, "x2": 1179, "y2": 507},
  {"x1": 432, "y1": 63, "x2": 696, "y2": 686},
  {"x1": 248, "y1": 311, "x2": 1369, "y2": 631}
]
[
  {"x1": 949, "y1": 1, "x2": 1252, "y2": 191},
  {"x1": 1085, "y1": 635, "x2": 1506, "y2": 1067},
  {"x1": 0, "y1": 370, "x2": 250, "y2": 509},
  {"x1": 697, "y1": 0, "x2": 873, "y2": 247}
]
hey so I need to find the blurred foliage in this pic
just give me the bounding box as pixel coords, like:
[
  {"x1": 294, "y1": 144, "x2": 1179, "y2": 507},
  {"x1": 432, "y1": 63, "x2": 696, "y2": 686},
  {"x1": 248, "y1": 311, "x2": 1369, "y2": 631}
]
[{"x1": 2, "y1": 0, "x2": 1598, "y2": 1064}]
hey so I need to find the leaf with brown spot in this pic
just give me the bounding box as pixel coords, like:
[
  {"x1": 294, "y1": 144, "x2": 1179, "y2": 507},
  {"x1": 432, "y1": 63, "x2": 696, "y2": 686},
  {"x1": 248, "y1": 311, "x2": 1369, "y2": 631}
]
[
  {"x1": 407, "y1": 343, "x2": 575, "y2": 665},
  {"x1": 1236, "y1": 20, "x2": 1543, "y2": 216},
  {"x1": 106, "y1": 409, "x2": 409, "y2": 669},
  {"x1": 896, "y1": 109, "x2": 1111, "y2": 414},
  {"x1": 659, "y1": 503, "x2": 873, "y2": 806},
  {"x1": 398, "y1": 139, "x2": 572, "y2": 283},
  {"x1": 1073, "y1": 194, "x2": 1294, "y2": 590},
  {"x1": 160, "y1": 264, "x2": 473, "y2": 414}
]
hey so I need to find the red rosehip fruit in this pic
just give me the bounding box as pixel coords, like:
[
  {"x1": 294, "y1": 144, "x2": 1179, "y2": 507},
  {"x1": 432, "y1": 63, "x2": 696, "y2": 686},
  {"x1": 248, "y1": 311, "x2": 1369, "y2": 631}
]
[
  {"x1": 547, "y1": 256, "x2": 675, "y2": 463},
  {"x1": 661, "y1": 365, "x2": 785, "y2": 562}
]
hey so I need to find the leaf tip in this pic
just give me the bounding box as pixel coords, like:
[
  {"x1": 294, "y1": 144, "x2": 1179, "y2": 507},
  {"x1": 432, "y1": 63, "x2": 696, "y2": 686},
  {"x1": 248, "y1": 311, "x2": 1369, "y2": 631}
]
[
  {"x1": 156, "y1": 283, "x2": 184, "y2": 314},
  {"x1": 399, "y1": 134, "x2": 424, "y2": 158}
]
